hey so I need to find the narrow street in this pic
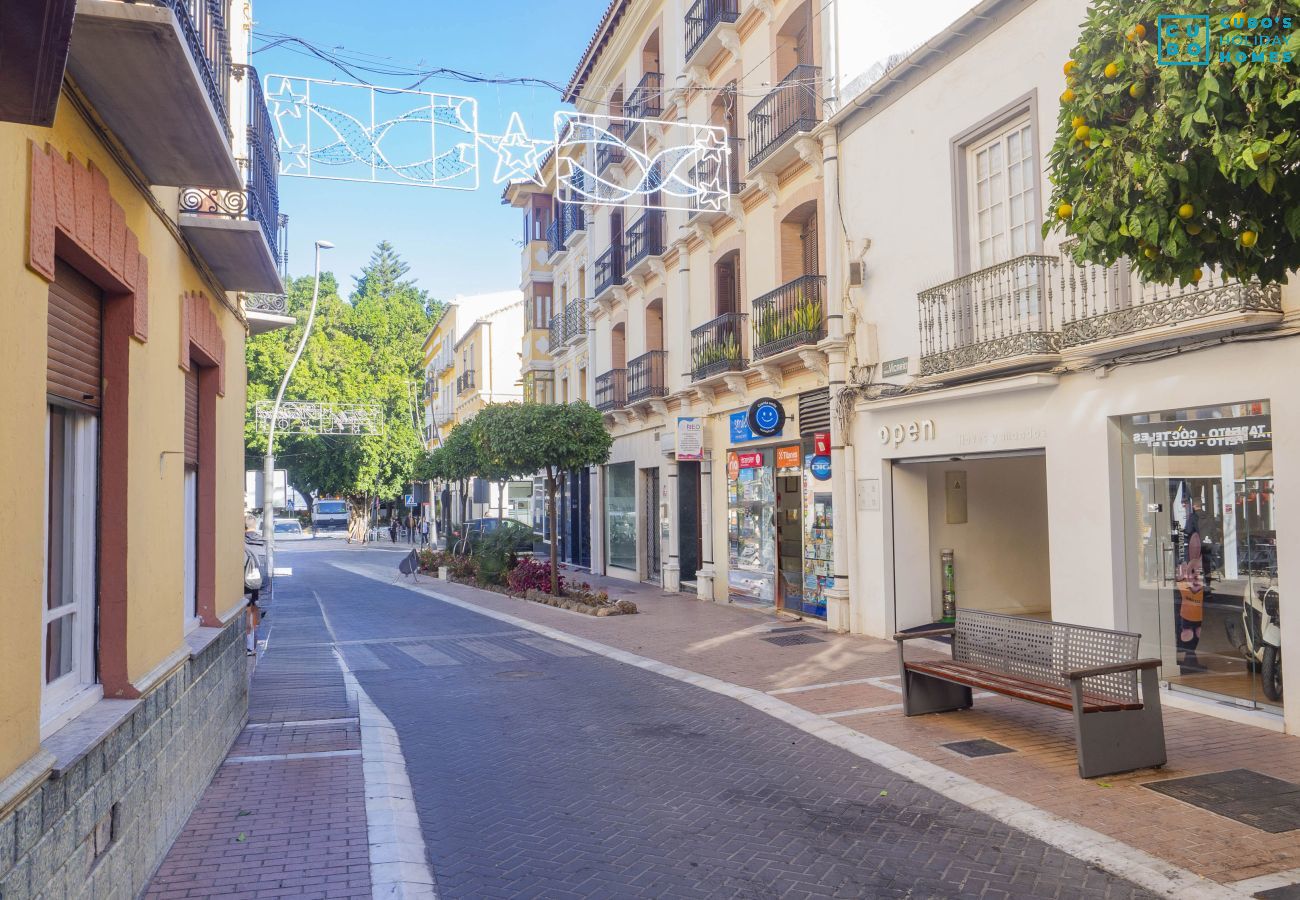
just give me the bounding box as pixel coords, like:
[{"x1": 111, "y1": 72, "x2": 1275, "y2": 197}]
[{"x1": 149, "y1": 540, "x2": 1156, "y2": 899}]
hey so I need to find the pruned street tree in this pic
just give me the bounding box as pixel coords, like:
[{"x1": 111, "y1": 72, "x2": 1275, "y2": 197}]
[
  {"x1": 1045, "y1": 3, "x2": 1300, "y2": 285},
  {"x1": 469, "y1": 403, "x2": 532, "y2": 520},
  {"x1": 433, "y1": 421, "x2": 481, "y2": 528}
]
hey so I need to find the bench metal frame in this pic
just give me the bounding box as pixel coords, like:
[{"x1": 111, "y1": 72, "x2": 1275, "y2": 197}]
[{"x1": 895, "y1": 609, "x2": 1166, "y2": 779}]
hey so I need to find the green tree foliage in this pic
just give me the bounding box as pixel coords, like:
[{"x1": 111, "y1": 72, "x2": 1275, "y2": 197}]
[
  {"x1": 245, "y1": 243, "x2": 443, "y2": 535},
  {"x1": 1045, "y1": 3, "x2": 1300, "y2": 285},
  {"x1": 428, "y1": 422, "x2": 480, "y2": 524}
]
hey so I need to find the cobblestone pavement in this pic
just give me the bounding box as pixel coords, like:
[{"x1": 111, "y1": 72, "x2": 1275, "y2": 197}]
[{"x1": 299, "y1": 547, "x2": 1155, "y2": 899}]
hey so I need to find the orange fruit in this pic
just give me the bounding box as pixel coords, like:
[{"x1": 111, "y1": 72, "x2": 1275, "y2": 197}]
[
  {"x1": 1133, "y1": 23, "x2": 1147, "y2": 39},
  {"x1": 1071, "y1": 115, "x2": 1086, "y2": 128},
  {"x1": 1129, "y1": 81, "x2": 1147, "y2": 99},
  {"x1": 1074, "y1": 124, "x2": 1091, "y2": 141},
  {"x1": 1057, "y1": 202, "x2": 1073, "y2": 219},
  {"x1": 1064, "y1": 60, "x2": 1078, "y2": 75},
  {"x1": 1178, "y1": 203, "x2": 1195, "y2": 220},
  {"x1": 1104, "y1": 62, "x2": 1120, "y2": 79},
  {"x1": 1241, "y1": 230, "x2": 1258, "y2": 248},
  {"x1": 1189, "y1": 268, "x2": 1203, "y2": 283},
  {"x1": 1062, "y1": 88, "x2": 1076, "y2": 103},
  {"x1": 1184, "y1": 222, "x2": 1203, "y2": 235},
  {"x1": 1144, "y1": 247, "x2": 1158, "y2": 259}
]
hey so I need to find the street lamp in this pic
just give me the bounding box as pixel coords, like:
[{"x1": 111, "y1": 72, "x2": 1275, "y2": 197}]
[{"x1": 262, "y1": 239, "x2": 334, "y2": 592}]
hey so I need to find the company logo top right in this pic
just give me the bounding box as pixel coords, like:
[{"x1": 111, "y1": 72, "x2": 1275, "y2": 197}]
[{"x1": 1157, "y1": 13, "x2": 1295, "y2": 67}]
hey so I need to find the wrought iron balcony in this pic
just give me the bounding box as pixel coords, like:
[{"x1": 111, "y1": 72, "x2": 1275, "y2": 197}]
[
  {"x1": 624, "y1": 210, "x2": 664, "y2": 272},
  {"x1": 595, "y1": 244, "x2": 624, "y2": 297},
  {"x1": 627, "y1": 350, "x2": 668, "y2": 403},
  {"x1": 753, "y1": 274, "x2": 826, "y2": 359},
  {"x1": 457, "y1": 370, "x2": 476, "y2": 394},
  {"x1": 178, "y1": 66, "x2": 282, "y2": 292},
  {"x1": 547, "y1": 203, "x2": 587, "y2": 258},
  {"x1": 691, "y1": 137, "x2": 744, "y2": 214},
  {"x1": 549, "y1": 312, "x2": 565, "y2": 350},
  {"x1": 1057, "y1": 244, "x2": 1282, "y2": 352},
  {"x1": 748, "y1": 64, "x2": 821, "y2": 170},
  {"x1": 244, "y1": 293, "x2": 287, "y2": 315},
  {"x1": 546, "y1": 218, "x2": 563, "y2": 257},
  {"x1": 625, "y1": 72, "x2": 664, "y2": 135},
  {"x1": 917, "y1": 254, "x2": 1061, "y2": 377},
  {"x1": 562, "y1": 201, "x2": 586, "y2": 237},
  {"x1": 595, "y1": 369, "x2": 628, "y2": 412},
  {"x1": 691, "y1": 312, "x2": 748, "y2": 381},
  {"x1": 685, "y1": 0, "x2": 741, "y2": 62},
  {"x1": 563, "y1": 299, "x2": 586, "y2": 344},
  {"x1": 597, "y1": 121, "x2": 626, "y2": 173},
  {"x1": 67, "y1": 0, "x2": 239, "y2": 188}
]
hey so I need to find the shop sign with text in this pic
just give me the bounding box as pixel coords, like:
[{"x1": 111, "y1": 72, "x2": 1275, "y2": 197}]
[{"x1": 676, "y1": 417, "x2": 704, "y2": 461}]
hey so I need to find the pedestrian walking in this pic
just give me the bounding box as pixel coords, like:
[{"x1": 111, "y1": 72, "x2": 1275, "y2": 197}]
[
  {"x1": 389, "y1": 517, "x2": 398, "y2": 543},
  {"x1": 420, "y1": 517, "x2": 430, "y2": 547},
  {"x1": 245, "y1": 595, "x2": 261, "y2": 656}
]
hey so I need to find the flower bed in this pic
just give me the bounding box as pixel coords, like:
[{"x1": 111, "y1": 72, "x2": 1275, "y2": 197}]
[{"x1": 417, "y1": 549, "x2": 637, "y2": 616}]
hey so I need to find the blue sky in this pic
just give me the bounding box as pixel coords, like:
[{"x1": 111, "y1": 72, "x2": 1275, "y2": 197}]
[{"x1": 252, "y1": 0, "x2": 609, "y2": 300}]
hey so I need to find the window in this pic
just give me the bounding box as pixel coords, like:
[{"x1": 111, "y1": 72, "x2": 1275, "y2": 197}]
[
  {"x1": 968, "y1": 118, "x2": 1036, "y2": 268},
  {"x1": 606, "y1": 462, "x2": 636, "y2": 570},
  {"x1": 532, "y1": 289, "x2": 552, "y2": 330},
  {"x1": 44, "y1": 405, "x2": 99, "y2": 718}
]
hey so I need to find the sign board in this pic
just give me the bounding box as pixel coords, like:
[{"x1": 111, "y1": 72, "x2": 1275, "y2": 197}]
[
  {"x1": 736, "y1": 451, "x2": 764, "y2": 469},
  {"x1": 676, "y1": 417, "x2": 704, "y2": 461},
  {"x1": 729, "y1": 411, "x2": 759, "y2": 443},
  {"x1": 1131, "y1": 414, "x2": 1271, "y2": 455},
  {"x1": 245, "y1": 469, "x2": 288, "y2": 510},
  {"x1": 727, "y1": 452, "x2": 740, "y2": 480},
  {"x1": 810, "y1": 456, "x2": 832, "y2": 481},
  {"x1": 813, "y1": 431, "x2": 831, "y2": 456},
  {"x1": 881, "y1": 357, "x2": 909, "y2": 378},
  {"x1": 776, "y1": 446, "x2": 802, "y2": 471},
  {"x1": 405, "y1": 494, "x2": 417, "y2": 507},
  {"x1": 747, "y1": 397, "x2": 786, "y2": 438}
]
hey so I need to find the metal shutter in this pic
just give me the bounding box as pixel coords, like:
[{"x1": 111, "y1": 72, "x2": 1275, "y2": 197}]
[
  {"x1": 799, "y1": 388, "x2": 830, "y2": 436},
  {"x1": 184, "y1": 367, "x2": 199, "y2": 467},
  {"x1": 47, "y1": 260, "x2": 102, "y2": 409}
]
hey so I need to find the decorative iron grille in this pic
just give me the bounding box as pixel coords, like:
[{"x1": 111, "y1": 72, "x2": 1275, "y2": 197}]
[
  {"x1": 162, "y1": 0, "x2": 232, "y2": 139},
  {"x1": 457, "y1": 370, "x2": 476, "y2": 394},
  {"x1": 691, "y1": 312, "x2": 747, "y2": 380},
  {"x1": 595, "y1": 369, "x2": 627, "y2": 411},
  {"x1": 244, "y1": 293, "x2": 288, "y2": 315},
  {"x1": 595, "y1": 244, "x2": 624, "y2": 296},
  {"x1": 685, "y1": 0, "x2": 740, "y2": 62},
  {"x1": 748, "y1": 64, "x2": 821, "y2": 168},
  {"x1": 623, "y1": 209, "x2": 664, "y2": 271},
  {"x1": 627, "y1": 350, "x2": 667, "y2": 402},
  {"x1": 753, "y1": 274, "x2": 826, "y2": 359},
  {"x1": 625, "y1": 72, "x2": 664, "y2": 134}
]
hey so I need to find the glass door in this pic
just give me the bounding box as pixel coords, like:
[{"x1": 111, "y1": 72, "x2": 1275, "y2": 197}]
[
  {"x1": 727, "y1": 450, "x2": 776, "y2": 605},
  {"x1": 1123, "y1": 402, "x2": 1279, "y2": 709}
]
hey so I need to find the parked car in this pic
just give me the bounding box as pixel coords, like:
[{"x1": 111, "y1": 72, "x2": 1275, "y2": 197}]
[{"x1": 450, "y1": 518, "x2": 537, "y2": 552}]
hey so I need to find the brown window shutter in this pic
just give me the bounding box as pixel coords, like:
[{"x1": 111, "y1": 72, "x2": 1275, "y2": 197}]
[
  {"x1": 184, "y1": 367, "x2": 199, "y2": 467},
  {"x1": 47, "y1": 260, "x2": 102, "y2": 409}
]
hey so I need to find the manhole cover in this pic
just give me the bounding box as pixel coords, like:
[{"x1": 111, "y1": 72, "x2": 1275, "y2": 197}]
[
  {"x1": 493, "y1": 670, "x2": 546, "y2": 680},
  {"x1": 942, "y1": 739, "x2": 1015, "y2": 758},
  {"x1": 762, "y1": 633, "x2": 826, "y2": 647},
  {"x1": 1144, "y1": 769, "x2": 1300, "y2": 833}
]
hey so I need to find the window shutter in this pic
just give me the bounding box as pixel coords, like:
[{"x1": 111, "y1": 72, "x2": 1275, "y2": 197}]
[
  {"x1": 801, "y1": 219, "x2": 819, "y2": 277},
  {"x1": 799, "y1": 388, "x2": 831, "y2": 436},
  {"x1": 184, "y1": 367, "x2": 199, "y2": 467},
  {"x1": 716, "y1": 260, "x2": 736, "y2": 315},
  {"x1": 47, "y1": 260, "x2": 102, "y2": 409}
]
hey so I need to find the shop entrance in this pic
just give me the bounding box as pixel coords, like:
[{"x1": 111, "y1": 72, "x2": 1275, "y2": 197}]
[
  {"x1": 776, "y1": 469, "x2": 802, "y2": 614},
  {"x1": 678, "y1": 461, "x2": 701, "y2": 585},
  {"x1": 643, "y1": 467, "x2": 661, "y2": 583},
  {"x1": 892, "y1": 451, "x2": 1052, "y2": 631},
  {"x1": 1122, "y1": 402, "x2": 1280, "y2": 710}
]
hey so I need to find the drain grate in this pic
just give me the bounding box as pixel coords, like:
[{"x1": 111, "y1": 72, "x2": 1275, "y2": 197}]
[
  {"x1": 1144, "y1": 769, "x2": 1300, "y2": 833},
  {"x1": 942, "y1": 739, "x2": 1015, "y2": 759},
  {"x1": 762, "y1": 633, "x2": 826, "y2": 647}
]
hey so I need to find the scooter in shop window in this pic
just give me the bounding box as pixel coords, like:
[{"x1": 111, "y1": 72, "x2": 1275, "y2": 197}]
[{"x1": 1231, "y1": 575, "x2": 1283, "y2": 702}]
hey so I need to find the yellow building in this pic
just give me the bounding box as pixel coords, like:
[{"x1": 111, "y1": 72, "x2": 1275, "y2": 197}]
[
  {"x1": 0, "y1": 0, "x2": 286, "y2": 894},
  {"x1": 422, "y1": 305, "x2": 459, "y2": 449}
]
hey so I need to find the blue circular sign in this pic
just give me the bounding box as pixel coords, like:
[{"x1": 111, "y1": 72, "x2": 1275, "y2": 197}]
[
  {"x1": 747, "y1": 397, "x2": 786, "y2": 437},
  {"x1": 810, "y1": 455, "x2": 832, "y2": 481}
]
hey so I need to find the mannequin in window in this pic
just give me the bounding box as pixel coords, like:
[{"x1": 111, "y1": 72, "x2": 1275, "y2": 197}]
[{"x1": 1174, "y1": 484, "x2": 1206, "y2": 672}]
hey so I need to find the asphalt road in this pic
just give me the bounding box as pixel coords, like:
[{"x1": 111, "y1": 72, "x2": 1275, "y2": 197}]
[{"x1": 272, "y1": 543, "x2": 1154, "y2": 900}]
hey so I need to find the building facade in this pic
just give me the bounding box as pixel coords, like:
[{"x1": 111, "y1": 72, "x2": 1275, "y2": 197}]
[
  {"x1": 833, "y1": 0, "x2": 1300, "y2": 732},
  {"x1": 0, "y1": 0, "x2": 288, "y2": 894}
]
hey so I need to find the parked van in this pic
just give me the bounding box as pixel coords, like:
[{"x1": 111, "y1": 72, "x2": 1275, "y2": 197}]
[{"x1": 312, "y1": 498, "x2": 348, "y2": 533}]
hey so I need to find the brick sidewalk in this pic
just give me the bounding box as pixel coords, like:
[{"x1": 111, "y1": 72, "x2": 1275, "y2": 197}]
[
  {"x1": 144, "y1": 589, "x2": 371, "y2": 899},
  {"x1": 401, "y1": 564, "x2": 1300, "y2": 892}
]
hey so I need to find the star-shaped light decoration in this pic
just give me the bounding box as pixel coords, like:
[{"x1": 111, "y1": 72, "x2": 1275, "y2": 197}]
[
  {"x1": 485, "y1": 112, "x2": 550, "y2": 186},
  {"x1": 266, "y1": 77, "x2": 306, "y2": 119}
]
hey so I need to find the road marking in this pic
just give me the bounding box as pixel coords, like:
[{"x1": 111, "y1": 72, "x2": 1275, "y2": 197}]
[
  {"x1": 824, "y1": 704, "x2": 905, "y2": 718},
  {"x1": 516, "y1": 636, "x2": 588, "y2": 658},
  {"x1": 336, "y1": 566, "x2": 1242, "y2": 900},
  {"x1": 245, "y1": 717, "x2": 359, "y2": 729},
  {"x1": 223, "y1": 749, "x2": 360, "y2": 764},
  {"x1": 768, "y1": 676, "x2": 882, "y2": 695},
  {"x1": 340, "y1": 645, "x2": 390, "y2": 671},
  {"x1": 314, "y1": 591, "x2": 438, "y2": 900},
  {"x1": 458, "y1": 639, "x2": 524, "y2": 663},
  {"x1": 394, "y1": 643, "x2": 460, "y2": 667}
]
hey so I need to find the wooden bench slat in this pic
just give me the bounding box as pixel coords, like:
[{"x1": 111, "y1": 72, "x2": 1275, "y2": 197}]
[{"x1": 906, "y1": 660, "x2": 1142, "y2": 712}]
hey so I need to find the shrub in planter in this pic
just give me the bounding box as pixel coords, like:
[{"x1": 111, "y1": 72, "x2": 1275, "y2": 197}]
[
  {"x1": 418, "y1": 549, "x2": 452, "y2": 573},
  {"x1": 447, "y1": 554, "x2": 480, "y2": 582},
  {"x1": 507, "y1": 557, "x2": 563, "y2": 596}
]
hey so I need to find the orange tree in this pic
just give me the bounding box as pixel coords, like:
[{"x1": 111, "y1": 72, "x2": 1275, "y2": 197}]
[{"x1": 1045, "y1": 2, "x2": 1300, "y2": 285}]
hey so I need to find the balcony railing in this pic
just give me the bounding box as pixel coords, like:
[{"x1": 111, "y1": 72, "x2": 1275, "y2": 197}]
[
  {"x1": 549, "y1": 312, "x2": 565, "y2": 350},
  {"x1": 748, "y1": 64, "x2": 821, "y2": 169},
  {"x1": 627, "y1": 350, "x2": 668, "y2": 403},
  {"x1": 546, "y1": 219, "x2": 564, "y2": 257},
  {"x1": 180, "y1": 65, "x2": 281, "y2": 260},
  {"x1": 564, "y1": 299, "x2": 586, "y2": 344},
  {"x1": 166, "y1": 0, "x2": 233, "y2": 139},
  {"x1": 244, "y1": 293, "x2": 287, "y2": 315},
  {"x1": 692, "y1": 137, "x2": 744, "y2": 212},
  {"x1": 597, "y1": 122, "x2": 626, "y2": 173},
  {"x1": 625, "y1": 72, "x2": 664, "y2": 135},
  {"x1": 917, "y1": 254, "x2": 1061, "y2": 376},
  {"x1": 753, "y1": 274, "x2": 826, "y2": 359},
  {"x1": 624, "y1": 210, "x2": 664, "y2": 271},
  {"x1": 562, "y1": 201, "x2": 586, "y2": 237},
  {"x1": 457, "y1": 370, "x2": 476, "y2": 394},
  {"x1": 1057, "y1": 244, "x2": 1283, "y2": 349},
  {"x1": 595, "y1": 244, "x2": 624, "y2": 296},
  {"x1": 691, "y1": 312, "x2": 748, "y2": 381},
  {"x1": 685, "y1": 0, "x2": 741, "y2": 62},
  {"x1": 595, "y1": 369, "x2": 628, "y2": 412},
  {"x1": 547, "y1": 203, "x2": 587, "y2": 257}
]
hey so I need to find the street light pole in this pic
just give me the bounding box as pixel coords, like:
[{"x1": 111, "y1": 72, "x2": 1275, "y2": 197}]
[{"x1": 262, "y1": 239, "x2": 334, "y2": 592}]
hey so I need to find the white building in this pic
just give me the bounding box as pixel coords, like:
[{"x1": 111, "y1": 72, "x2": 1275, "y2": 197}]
[{"x1": 833, "y1": 0, "x2": 1300, "y2": 733}]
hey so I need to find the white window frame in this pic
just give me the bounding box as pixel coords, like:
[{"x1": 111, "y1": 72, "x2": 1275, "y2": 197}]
[
  {"x1": 966, "y1": 116, "x2": 1037, "y2": 269},
  {"x1": 41, "y1": 406, "x2": 103, "y2": 736}
]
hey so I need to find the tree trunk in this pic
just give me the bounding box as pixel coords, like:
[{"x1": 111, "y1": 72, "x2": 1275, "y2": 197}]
[{"x1": 546, "y1": 469, "x2": 559, "y2": 596}]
